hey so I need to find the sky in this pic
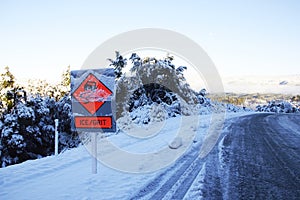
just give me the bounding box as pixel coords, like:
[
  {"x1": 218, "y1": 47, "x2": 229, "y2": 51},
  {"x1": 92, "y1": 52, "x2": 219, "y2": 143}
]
[{"x1": 0, "y1": 0, "x2": 299, "y2": 83}]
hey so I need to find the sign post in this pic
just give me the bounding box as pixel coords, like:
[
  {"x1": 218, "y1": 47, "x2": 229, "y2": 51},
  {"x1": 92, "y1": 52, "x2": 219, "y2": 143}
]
[
  {"x1": 91, "y1": 132, "x2": 97, "y2": 174},
  {"x1": 71, "y1": 69, "x2": 115, "y2": 174},
  {"x1": 54, "y1": 119, "x2": 59, "y2": 156}
]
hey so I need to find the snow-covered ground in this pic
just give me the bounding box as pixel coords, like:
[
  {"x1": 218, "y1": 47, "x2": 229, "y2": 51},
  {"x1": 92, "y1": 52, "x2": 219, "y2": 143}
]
[
  {"x1": 0, "y1": 112, "x2": 253, "y2": 200},
  {"x1": 222, "y1": 74, "x2": 300, "y2": 94}
]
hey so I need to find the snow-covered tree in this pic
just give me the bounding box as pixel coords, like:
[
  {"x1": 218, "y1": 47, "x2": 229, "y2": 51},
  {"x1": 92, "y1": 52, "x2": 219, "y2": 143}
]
[
  {"x1": 0, "y1": 95, "x2": 80, "y2": 167},
  {"x1": 0, "y1": 66, "x2": 15, "y2": 89},
  {"x1": 61, "y1": 65, "x2": 71, "y2": 87},
  {"x1": 58, "y1": 66, "x2": 71, "y2": 98},
  {"x1": 0, "y1": 66, "x2": 16, "y2": 112},
  {"x1": 55, "y1": 96, "x2": 80, "y2": 151},
  {"x1": 0, "y1": 113, "x2": 23, "y2": 167},
  {"x1": 0, "y1": 66, "x2": 79, "y2": 167},
  {"x1": 113, "y1": 53, "x2": 200, "y2": 124},
  {"x1": 108, "y1": 51, "x2": 127, "y2": 79}
]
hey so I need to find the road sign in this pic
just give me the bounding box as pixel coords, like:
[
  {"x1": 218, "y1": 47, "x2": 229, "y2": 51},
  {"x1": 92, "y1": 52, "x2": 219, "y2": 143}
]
[
  {"x1": 71, "y1": 69, "x2": 115, "y2": 132},
  {"x1": 75, "y1": 116, "x2": 112, "y2": 129},
  {"x1": 73, "y1": 73, "x2": 112, "y2": 115}
]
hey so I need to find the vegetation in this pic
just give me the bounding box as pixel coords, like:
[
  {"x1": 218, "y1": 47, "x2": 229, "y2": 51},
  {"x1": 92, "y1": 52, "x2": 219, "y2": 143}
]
[
  {"x1": 0, "y1": 66, "x2": 78, "y2": 167},
  {"x1": 208, "y1": 93, "x2": 300, "y2": 109},
  {"x1": 1, "y1": 53, "x2": 298, "y2": 168},
  {"x1": 109, "y1": 52, "x2": 204, "y2": 121}
]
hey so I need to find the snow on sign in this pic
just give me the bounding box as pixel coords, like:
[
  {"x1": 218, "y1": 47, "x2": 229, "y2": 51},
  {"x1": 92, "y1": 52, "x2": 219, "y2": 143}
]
[
  {"x1": 73, "y1": 73, "x2": 112, "y2": 115},
  {"x1": 71, "y1": 69, "x2": 115, "y2": 132}
]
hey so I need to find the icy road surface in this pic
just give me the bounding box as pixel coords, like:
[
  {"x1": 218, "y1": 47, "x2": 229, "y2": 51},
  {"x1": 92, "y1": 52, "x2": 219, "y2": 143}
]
[
  {"x1": 132, "y1": 113, "x2": 300, "y2": 199},
  {"x1": 0, "y1": 113, "x2": 299, "y2": 199}
]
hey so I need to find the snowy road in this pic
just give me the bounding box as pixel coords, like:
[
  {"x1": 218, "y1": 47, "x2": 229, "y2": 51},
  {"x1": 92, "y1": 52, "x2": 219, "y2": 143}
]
[
  {"x1": 1, "y1": 113, "x2": 300, "y2": 199},
  {"x1": 217, "y1": 113, "x2": 300, "y2": 199},
  {"x1": 131, "y1": 113, "x2": 300, "y2": 199}
]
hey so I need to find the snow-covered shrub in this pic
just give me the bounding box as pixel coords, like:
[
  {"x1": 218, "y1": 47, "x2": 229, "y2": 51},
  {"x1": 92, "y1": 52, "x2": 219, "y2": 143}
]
[
  {"x1": 130, "y1": 103, "x2": 168, "y2": 125},
  {"x1": 56, "y1": 95, "x2": 80, "y2": 151},
  {"x1": 112, "y1": 52, "x2": 253, "y2": 129},
  {"x1": 112, "y1": 53, "x2": 199, "y2": 125},
  {"x1": 128, "y1": 84, "x2": 181, "y2": 117},
  {"x1": 14, "y1": 103, "x2": 35, "y2": 125},
  {"x1": 0, "y1": 95, "x2": 80, "y2": 168},
  {"x1": 0, "y1": 66, "x2": 79, "y2": 167},
  {"x1": 0, "y1": 113, "x2": 25, "y2": 167},
  {"x1": 205, "y1": 100, "x2": 251, "y2": 114},
  {"x1": 226, "y1": 103, "x2": 242, "y2": 112},
  {"x1": 256, "y1": 100, "x2": 299, "y2": 113}
]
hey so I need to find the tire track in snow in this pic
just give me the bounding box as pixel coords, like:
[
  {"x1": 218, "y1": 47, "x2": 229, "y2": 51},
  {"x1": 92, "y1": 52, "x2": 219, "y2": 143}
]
[
  {"x1": 158, "y1": 156, "x2": 205, "y2": 200},
  {"x1": 130, "y1": 127, "x2": 230, "y2": 199},
  {"x1": 130, "y1": 116, "x2": 234, "y2": 200},
  {"x1": 129, "y1": 147, "x2": 201, "y2": 200}
]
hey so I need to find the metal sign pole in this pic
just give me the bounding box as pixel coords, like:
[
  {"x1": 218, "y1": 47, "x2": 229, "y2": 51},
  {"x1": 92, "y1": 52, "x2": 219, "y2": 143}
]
[
  {"x1": 91, "y1": 132, "x2": 97, "y2": 174},
  {"x1": 54, "y1": 119, "x2": 59, "y2": 156}
]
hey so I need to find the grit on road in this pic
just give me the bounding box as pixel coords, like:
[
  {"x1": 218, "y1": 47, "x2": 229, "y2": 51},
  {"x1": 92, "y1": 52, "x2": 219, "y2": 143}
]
[{"x1": 132, "y1": 113, "x2": 300, "y2": 199}]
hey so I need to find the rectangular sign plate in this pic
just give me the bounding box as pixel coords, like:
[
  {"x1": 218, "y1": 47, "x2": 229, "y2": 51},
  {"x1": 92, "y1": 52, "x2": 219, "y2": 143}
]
[
  {"x1": 74, "y1": 116, "x2": 112, "y2": 129},
  {"x1": 71, "y1": 69, "x2": 115, "y2": 132}
]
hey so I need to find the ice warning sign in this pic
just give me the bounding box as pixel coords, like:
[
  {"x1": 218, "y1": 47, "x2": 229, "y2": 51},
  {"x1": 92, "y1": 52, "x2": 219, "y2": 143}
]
[
  {"x1": 71, "y1": 69, "x2": 115, "y2": 132},
  {"x1": 74, "y1": 116, "x2": 112, "y2": 129}
]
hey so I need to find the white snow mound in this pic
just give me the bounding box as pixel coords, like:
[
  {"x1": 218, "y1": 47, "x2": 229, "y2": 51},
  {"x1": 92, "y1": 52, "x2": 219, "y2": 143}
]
[{"x1": 169, "y1": 137, "x2": 183, "y2": 149}]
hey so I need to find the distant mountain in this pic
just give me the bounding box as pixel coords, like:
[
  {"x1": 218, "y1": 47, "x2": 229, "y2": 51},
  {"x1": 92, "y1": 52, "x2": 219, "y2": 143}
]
[
  {"x1": 222, "y1": 75, "x2": 300, "y2": 94},
  {"x1": 279, "y1": 81, "x2": 288, "y2": 85}
]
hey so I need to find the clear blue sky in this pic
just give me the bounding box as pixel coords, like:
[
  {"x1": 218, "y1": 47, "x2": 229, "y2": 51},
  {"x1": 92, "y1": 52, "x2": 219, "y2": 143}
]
[{"x1": 0, "y1": 0, "x2": 299, "y2": 82}]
